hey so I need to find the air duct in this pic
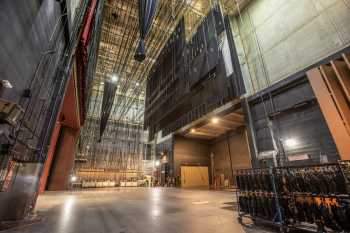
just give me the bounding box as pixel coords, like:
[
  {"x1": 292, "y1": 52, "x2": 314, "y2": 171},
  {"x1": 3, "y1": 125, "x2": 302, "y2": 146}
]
[
  {"x1": 134, "y1": 0, "x2": 159, "y2": 62},
  {"x1": 99, "y1": 78, "x2": 118, "y2": 142}
]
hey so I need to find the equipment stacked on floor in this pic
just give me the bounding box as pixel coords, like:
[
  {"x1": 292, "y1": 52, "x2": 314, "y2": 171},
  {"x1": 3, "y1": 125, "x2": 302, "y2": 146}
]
[{"x1": 236, "y1": 161, "x2": 350, "y2": 233}]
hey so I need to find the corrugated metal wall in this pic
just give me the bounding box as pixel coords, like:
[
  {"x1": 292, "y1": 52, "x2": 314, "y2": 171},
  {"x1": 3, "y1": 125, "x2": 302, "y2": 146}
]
[{"x1": 246, "y1": 77, "x2": 339, "y2": 166}]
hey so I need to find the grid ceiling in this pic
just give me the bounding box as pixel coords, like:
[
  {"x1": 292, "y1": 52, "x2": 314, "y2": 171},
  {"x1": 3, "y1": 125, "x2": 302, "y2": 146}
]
[
  {"x1": 87, "y1": 0, "x2": 249, "y2": 124},
  {"x1": 76, "y1": 0, "x2": 250, "y2": 170}
]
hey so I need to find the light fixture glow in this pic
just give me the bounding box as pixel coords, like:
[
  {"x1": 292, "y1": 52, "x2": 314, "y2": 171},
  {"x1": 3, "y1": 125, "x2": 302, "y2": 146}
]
[
  {"x1": 285, "y1": 138, "x2": 297, "y2": 147},
  {"x1": 186, "y1": 0, "x2": 193, "y2": 5},
  {"x1": 71, "y1": 176, "x2": 77, "y2": 182},
  {"x1": 111, "y1": 74, "x2": 118, "y2": 82},
  {"x1": 136, "y1": 82, "x2": 140, "y2": 86},
  {"x1": 155, "y1": 160, "x2": 160, "y2": 167},
  {"x1": 211, "y1": 117, "x2": 219, "y2": 124},
  {"x1": 191, "y1": 128, "x2": 196, "y2": 133}
]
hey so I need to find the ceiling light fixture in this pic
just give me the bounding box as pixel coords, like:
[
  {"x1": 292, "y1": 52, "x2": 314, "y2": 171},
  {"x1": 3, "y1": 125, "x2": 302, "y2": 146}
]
[
  {"x1": 284, "y1": 138, "x2": 298, "y2": 147},
  {"x1": 211, "y1": 117, "x2": 219, "y2": 124},
  {"x1": 186, "y1": 0, "x2": 193, "y2": 5},
  {"x1": 155, "y1": 160, "x2": 160, "y2": 167},
  {"x1": 71, "y1": 176, "x2": 77, "y2": 182},
  {"x1": 111, "y1": 74, "x2": 118, "y2": 83},
  {"x1": 191, "y1": 128, "x2": 196, "y2": 133}
]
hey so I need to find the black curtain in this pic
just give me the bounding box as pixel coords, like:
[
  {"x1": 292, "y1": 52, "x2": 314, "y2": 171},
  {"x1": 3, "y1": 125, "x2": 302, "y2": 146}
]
[
  {"x1": 99, "y1": 80, "x2": 117, "y2": 142},
  {"x1": 134, "y1": 0, "x2": 159, "y2": 62}
]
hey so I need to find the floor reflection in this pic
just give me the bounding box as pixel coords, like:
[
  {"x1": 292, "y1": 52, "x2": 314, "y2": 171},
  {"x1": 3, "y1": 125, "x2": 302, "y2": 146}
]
[{"x1": 4, "y1": 188, "x2": 250, "y2": 233}]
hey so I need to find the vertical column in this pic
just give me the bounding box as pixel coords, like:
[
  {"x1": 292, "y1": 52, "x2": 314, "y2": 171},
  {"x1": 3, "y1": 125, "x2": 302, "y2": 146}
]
[
  {"x1": 47, "y1": 126, "x2": 79, "y2": 191},
  {"x1": 38, "y1": 122, "x2": 61, "y2": 193}
]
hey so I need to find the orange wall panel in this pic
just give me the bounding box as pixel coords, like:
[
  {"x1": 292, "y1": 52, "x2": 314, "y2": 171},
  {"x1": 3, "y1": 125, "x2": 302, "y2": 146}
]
[
  {"x1": 307, "y1": 68, "x2": 350, "y2": 160},
  {"x1": 47, "y1": 127, "x2": 79, "y2": 191},
  {"x1": 38, "y1": 122, "x2": 62, "y2": 193}
]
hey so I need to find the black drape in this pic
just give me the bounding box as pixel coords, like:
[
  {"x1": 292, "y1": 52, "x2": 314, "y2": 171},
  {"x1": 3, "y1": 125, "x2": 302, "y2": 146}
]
[
  {"x1": 99, "y1": 80, "x2": 118, "y2": 142},
  {"x1": 134, "y1": 0, "x2": 159, "y2": 62}
]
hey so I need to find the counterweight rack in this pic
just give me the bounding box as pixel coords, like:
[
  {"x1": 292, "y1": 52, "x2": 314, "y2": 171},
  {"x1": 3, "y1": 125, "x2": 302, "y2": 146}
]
[{"x1": 235, "y1": 161, "x2": 350, "y2": 233}]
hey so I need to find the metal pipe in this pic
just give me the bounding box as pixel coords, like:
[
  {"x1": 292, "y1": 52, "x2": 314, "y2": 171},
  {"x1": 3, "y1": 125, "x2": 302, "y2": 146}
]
[{"x1": 226, "y1": 133, "x2": 234, "y2": 186}]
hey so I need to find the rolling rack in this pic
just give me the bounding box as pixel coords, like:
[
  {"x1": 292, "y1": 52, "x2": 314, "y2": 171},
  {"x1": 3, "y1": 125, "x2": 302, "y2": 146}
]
[
  {"x1": 235, "y1": 161, "x2": 350, "y2": 233},
  {"x1": 236, "y1": 168, "x2": 286, "y2": 232}
]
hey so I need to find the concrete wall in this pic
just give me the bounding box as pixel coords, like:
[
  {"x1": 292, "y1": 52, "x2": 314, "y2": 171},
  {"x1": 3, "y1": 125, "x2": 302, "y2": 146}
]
[
  {"x1": 211, "y1": 128, "x2": 251, "y2": 185},
  {"x1": 231, "y1": 0, "x2": 350, "y2": 94},
  {"x1": 173, "y1": 136, "x2": 210, "y2": 179}
]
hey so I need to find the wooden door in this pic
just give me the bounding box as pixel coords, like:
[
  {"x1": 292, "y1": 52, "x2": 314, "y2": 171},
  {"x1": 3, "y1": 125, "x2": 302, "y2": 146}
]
[{"x1": 181, "y1": 166, "x2": 209, "y2": 188}]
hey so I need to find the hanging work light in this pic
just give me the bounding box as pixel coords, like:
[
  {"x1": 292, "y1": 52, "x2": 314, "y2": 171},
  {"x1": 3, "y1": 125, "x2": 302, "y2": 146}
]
[{"x1": 134, "y1": 0, "x2": 159, "y2": 62}]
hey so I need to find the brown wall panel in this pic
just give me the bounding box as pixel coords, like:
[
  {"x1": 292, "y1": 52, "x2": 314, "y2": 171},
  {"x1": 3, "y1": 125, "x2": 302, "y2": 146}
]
[
  {"x1": 307, "y1": 69, "x2": 350, "y2": 160},
  {"x1": 173, "y1": 136, "x2": 210, "y2": 179},
  {"x1": 211, "y1": 128, "x2": 251, "y2": 186},
  {"x1": 321, "y1": 65, "x2": 350, "y2": 133},
  {"x1": 173, "y1": 129, "x2": 251, "y2": 188},
  {"x1": 47, "y1": 127, "x2": 79, "y2": 191},
  {"x1": 181, "y1": 166, "x2": 209, "y2": 188},
  {"x1": 38, "y1": 122, "x2": 62, "y2": 193},
  {"x1": 343, "y1": 54, "x2": 350, "y2": 69},
  {"x1": 331, "y1": 60, "x2": 350, "y2": 102}
]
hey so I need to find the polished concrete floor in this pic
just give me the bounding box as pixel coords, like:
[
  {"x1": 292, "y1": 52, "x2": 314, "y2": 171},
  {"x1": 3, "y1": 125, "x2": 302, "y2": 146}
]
[{"x1": 3, "y1": 188, "x2": 271, "y2": 233}]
